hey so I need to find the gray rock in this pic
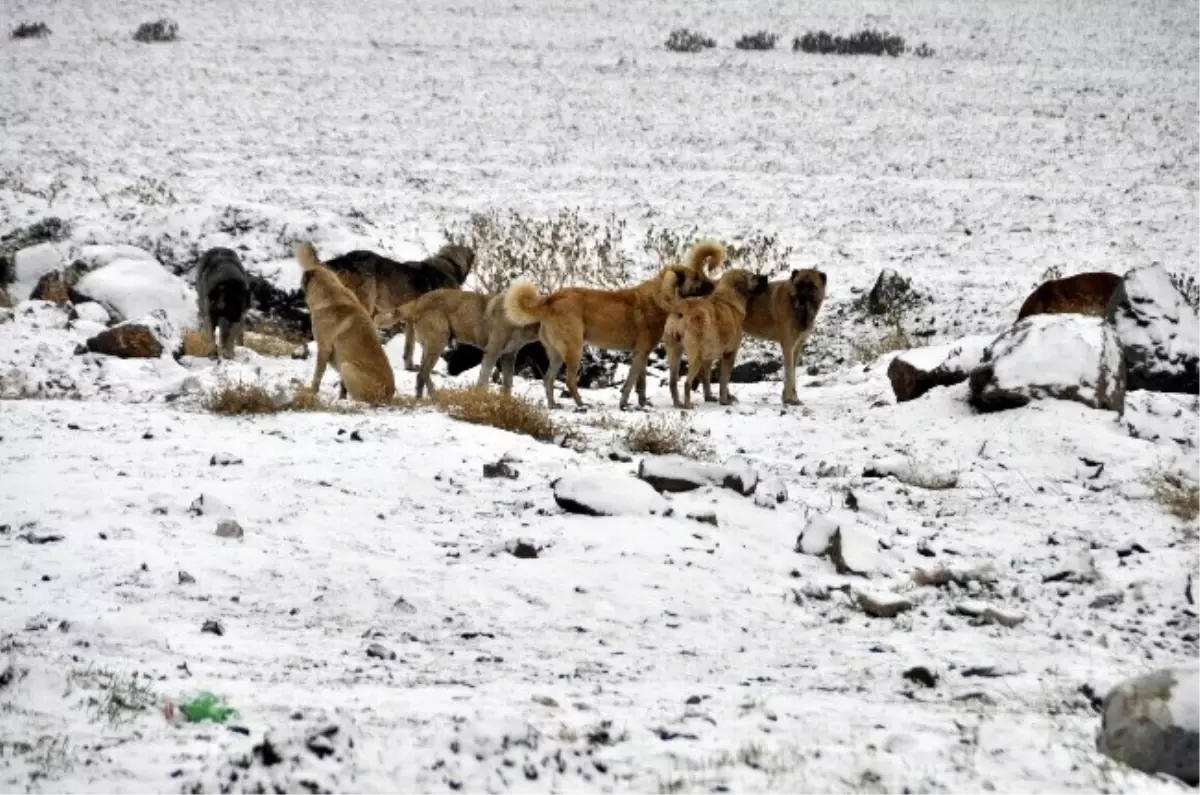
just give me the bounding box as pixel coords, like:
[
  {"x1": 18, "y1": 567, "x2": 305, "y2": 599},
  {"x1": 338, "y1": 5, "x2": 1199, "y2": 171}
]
[
  {"x1": 796, "y1": 511, "x2": 852, "y2": 556},
  {"x1": 1097, "y1": 665, "x2": 1198, "y2": 785},
  {"x1": 189, "y1": 493, "x2": 234, "y2": 518},
  {"x1": 853, "y1": 589, "x2": 913, "y2": 618},
  {"x1": 829, "y1": 523, "x2": 879, "y2": 577},
  {"x1": 969, "y1": 315, "x2": 1125, "y2": 413},
  {"x1": 210, "y1": 452, "x2": 244, "y2": 467},
  {"x1": 505, "y1": 538, "x2": 540, "y2": 559},
  {"x1": 366, "y1": 643, "x2": 396, "y2": 661},
  {"x1": 887, "y1": 336, "x2": 990, "y2": 403},
  {"x1": 754, "y1": 478, "x2": 787, "y2": 509},
  {"x1": 483, "y1": 460, "x2": 519, "y2": 480},
  {"x1": 637, "y1": 455, "x2": 758, "y2": 496},
  {"x1": 552, "y1": 472, "x2": 672, "y2": 517},
  {"x1": 1106, "y1": 264, "x2": 1199, "y2": 394},
  {"x1": 215, "y1": 520, "x2": 244, "y2": 539}
]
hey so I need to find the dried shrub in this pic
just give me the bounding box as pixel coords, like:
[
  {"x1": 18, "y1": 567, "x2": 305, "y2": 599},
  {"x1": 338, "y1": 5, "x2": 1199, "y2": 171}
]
[
  {"x1": 434, "y1": 388, "x2": 560, "y2": 442},
  {"x1": 912, "y1": 43, "x2": 935, "y2": 58},
  {"x1": 442, "y1": 208, "x2": 632, "y2": 293},
  {"x1": 11, "y1": 22, "x2": 51, "y2": 39},
  {"x1": 203, "y1": 378, "x2": 356, "y2": 415},
  {"x1": 735, "y1": 31, "x2": 778, "y2": 51},
  {"x1": 622, "y1": 413, "x2": 713, "y2": 459},
  {"x1": 241, "y1": 331, "x2": 295, "y2": 358},
  {"x1": 133, "y1": 19, "x2": 178, "y2": 43},
  {"x1": 794, "y1": 29, "x2": 906, "y2": 57},
  {"x1": 665, "y1": 28, "x2": 716, "y2": 53},
  {"x1": 181, "y1": 329, "x2": 213, "y2": 358},
  {"x1": 1170, "y1": 271, "x2": 1199, "y2": 313},
  {"x1": 642, "y1": 225, "x2": 793, "y2": 275}
]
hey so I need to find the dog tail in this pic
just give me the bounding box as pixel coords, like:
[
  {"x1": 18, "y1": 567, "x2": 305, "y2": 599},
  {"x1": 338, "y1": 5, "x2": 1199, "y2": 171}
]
[
  {"x1": 503, "y1": 280, "x2": 549, "y2": 326},
  {"x1": 295, "y1": 242, "x2": 324, "y2": 273},
  {"x1": 684, "y1": 239, "x2": 727, "y2": 276}
]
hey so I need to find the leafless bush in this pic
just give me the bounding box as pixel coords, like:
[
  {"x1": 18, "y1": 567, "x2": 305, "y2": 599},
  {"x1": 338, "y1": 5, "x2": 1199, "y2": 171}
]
[
  {"x1": 735, "y1": 31, "x2": 778, "y2": 51},
  {"x1": 642, "y1": 225, "x2": 793, "y2": 275},
  {"x1": 11, "y1": 22, "x2": 51, "y2": 39},
  {"x1": 442, "y1": 208, "x2": 633, "y2": 293},
  {"x1": 133, "y1": 19, "x2": 178, "y2": 43},
  {"x1": 794, "y1": 29, "x2": 906, "y2": 57},
  {"x1": 665, "y1": 28, "x2": 716, "y2": 53}
]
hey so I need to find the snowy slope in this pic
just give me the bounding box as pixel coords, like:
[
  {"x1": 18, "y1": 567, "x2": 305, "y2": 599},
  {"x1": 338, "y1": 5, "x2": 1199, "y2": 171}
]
[{"x1": 1, "y1": 0, "x2": 1198, "y2": 791}]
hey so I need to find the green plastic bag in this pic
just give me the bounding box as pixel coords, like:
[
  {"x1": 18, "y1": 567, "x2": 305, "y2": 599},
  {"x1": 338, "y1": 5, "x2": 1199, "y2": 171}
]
[{"x1": 176, "y1": 692, "x2": 237, "y2": 723}]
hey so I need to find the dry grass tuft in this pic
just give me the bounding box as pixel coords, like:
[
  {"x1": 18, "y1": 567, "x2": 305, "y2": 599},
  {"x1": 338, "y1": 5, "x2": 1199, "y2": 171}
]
[
  {"x1": 250, "y1": 319, "x2": 308, "y2": 347},
  {"x1": 203, "y1": 378, "x2": 359, "y2": 415},
  {"x1": 434, "y1": 388, "x2": 561, "y2": 442},
  {"x1": 242, "y1": 330, "x2": 295, "y2": 358},
  {"x1": 181, "y1": 329, "x2": 213, "y2": 358},
  {"x1": 622, "y1": 413, "x2": 713, "y2": 459},
  {"x1": 1149, "y1": 470, "x2": 1200, "y2": 524}
]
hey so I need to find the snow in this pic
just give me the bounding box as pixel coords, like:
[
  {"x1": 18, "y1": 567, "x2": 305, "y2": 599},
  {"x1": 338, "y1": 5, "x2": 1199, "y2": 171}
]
[
  {"x1": 1168, "y1": 666, "x2": 1199, "y2": 734},
  {"x1": 11, "y1": 241, "x2": 67, "y2": 301},
  {"x1": 74, "y1": 257, "x2": 197, "y2": 329},
  {"x1": 1, "y1": 0, "x2": 1198, "y2": 791},
  {"x1": 553, "y1": 470, "x2": 673, "y2": 516}
]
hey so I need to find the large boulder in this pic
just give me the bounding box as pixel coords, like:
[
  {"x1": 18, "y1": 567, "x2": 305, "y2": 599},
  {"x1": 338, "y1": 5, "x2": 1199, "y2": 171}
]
[
  {"x1": 82, "y1": 310, "x2": 178, "y2": 359},
  {"x1": 888, "y1": 335, "x2": 991, "y2": 403},
  {"x1": 552, "y1": 472, "x2": 672, "y2": 517},
  {"x1": 637, "y1": 455, "x2": 758, "y2": 496},
  {"x1": 74, "y1": 257, "x2": 196, "y2": 328},
  {"x1": 0, "y1": 217, "x2": 70, "y2": 288},
  {"x1": 1106, "y1": 264, "x2": 1198, "y2": 394},
  {"x1": 968, "y1": 315, "x2": 1125, "y2": 413},
  {"x1": 1096, "y1": 665, "x2": 1198, "y2": 785}
]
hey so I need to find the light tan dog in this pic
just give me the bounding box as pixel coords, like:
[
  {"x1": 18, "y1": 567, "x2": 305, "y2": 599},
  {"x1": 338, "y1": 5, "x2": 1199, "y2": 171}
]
[
  {"x1": 503, "y1": 240, "x2": 725, "y2": 410},
  {"x1": 663, "y1": 269, "x2": 769, "y2": 408},
  {"x1": 395, "y1": 288, "x2": 541, "y2": 398},
  {"x1": 741, "y1": 268, "x2": 828, "y2": 405},
  {"x1": 295, "y1": 242, "x2": 396, "y2": 405}
]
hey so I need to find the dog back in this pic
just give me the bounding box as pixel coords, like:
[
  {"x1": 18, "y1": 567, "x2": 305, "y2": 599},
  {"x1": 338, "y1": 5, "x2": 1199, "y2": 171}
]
[
  {"x1": 1016, "y1": 272, "x2": 1121, "y2": 321},
  {"x1": 197, "y1": 248, "x2": 250, "y2": 321}
]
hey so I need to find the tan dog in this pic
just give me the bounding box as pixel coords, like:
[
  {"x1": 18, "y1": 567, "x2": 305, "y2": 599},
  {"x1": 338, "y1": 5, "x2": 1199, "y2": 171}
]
[
  {"x1": 663, "y1": 269, "x2": 769, "y2": 408},
  {"x1": 503, "y1": 240, "x2": 724, "y2": 410},
  {"x1": 295, "y1": 242, "x2": 396, "y2": 405},
  {"x1": 1016, "y1": 272, "x2": 1121, "y2": 322},
  {"x1": 395, "y1": 288, "x2": 541, "y2": 398},
  {"x1": 323, "y1": 245, "x2": 476, "y2": 372},
  {"x1": 742, "y1": 269, "x2": 828, "y2": 405}
]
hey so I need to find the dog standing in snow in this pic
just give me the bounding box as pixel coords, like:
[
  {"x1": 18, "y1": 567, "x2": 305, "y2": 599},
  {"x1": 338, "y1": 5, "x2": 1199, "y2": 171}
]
[
  {"x1": 295, "y1": 242, "x2": 396, "y2": 405},
  {"x1": 195, "y1": 247, "x2": 250, "y2": 361}
]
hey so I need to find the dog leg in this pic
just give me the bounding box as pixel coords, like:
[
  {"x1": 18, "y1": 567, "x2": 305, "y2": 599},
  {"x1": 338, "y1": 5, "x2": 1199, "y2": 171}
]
[
  {"x1": 216, "y1": 317, "x2": 232, "y2": 361},
  {"x1": 719, "y1": 351, "x2": 737, "y2": 405},
  {"x1": 403, "y1": 323, "x2": 419, "y2": 372},
  {"x1": 564, "y1": 347, "x2": 586, "y2": 409},
  {"x1": 781, "y1": 335, "x2": 801, "y2": 406},
  {"x1": 234, "y1": 320, "x2": 246, "y2": 348},
  {"x1": 311, "y1": 344, "x2": 333, "y2": 394},
  {"x1": 682, "y1": 342, "x2": 704, "y2": 410},
  {"x1": 700, "y1": 361, "x2": 717, "y2": 403},
  {"x1": 200, "y1": 316, "x2": 216, "y2": 359},
  {"x1": 475, "y1": 337, "x2": 507, "y2": 392},
  {"x1": 620, "y1": 348, "x2": 650, "y2": 410},
  {"x1": 500, "y1": 353, "x2": 516, "y2": 395},
  {"x1": 542, "y1": 348, "x2": 563, "y2": 409},
  {"x1": 666, "y1": 340, "x2": 684, "y2": 408},
  {"x1": 416, "y1": 334, "x2": 447, "y2": 399}
]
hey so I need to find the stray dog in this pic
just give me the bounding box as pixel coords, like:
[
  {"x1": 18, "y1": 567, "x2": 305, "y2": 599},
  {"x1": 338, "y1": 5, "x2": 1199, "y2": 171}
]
[
  {"x1": 395, "y1": 288, "x2": 541, "y2": 398},
  {"x1": 323, "y1": 245, "x2": 475, "y2": 370},
  {"x1": 295, "y1": 242, "x2": 396, "y2": 405},
  {"x1": 1016, "y1": 272, "x2": 1121, "y2": 322},
  {"x1": 742, "y1": 269, "x2": 828, "y2": 405},
  {"x1": 663, "y1": 269, "x2": 769, "y2": 408},
  {"x1": 503, "y1": 240, "x2": 723, "y2": 409},
  {"x1": 195, "y1": 247, "x2": 250, "y2": 360}
]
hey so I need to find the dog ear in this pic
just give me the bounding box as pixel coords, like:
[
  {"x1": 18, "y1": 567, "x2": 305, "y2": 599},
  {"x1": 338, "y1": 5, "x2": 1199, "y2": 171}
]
[
  {"x1": 790, "y1": 269, "x2": 800, "y2": 280},
  {"x1": 818, "y1": 271, "x2": 827, "y2": 287}
]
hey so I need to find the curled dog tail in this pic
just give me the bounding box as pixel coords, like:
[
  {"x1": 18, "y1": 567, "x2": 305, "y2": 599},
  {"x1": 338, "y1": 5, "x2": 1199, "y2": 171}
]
[
  {"x1": 294, "y1": 241, "x2": 324, "y2": 273},
  {"x1": 503, "y1": 279, "x2": 548, "y2": 326},
  {"x1": 684, "y1": 239, "x2": 727, "y2": 276},
  {"x1": 659, "y1": 268, "x2": 686, "y2": 312}
]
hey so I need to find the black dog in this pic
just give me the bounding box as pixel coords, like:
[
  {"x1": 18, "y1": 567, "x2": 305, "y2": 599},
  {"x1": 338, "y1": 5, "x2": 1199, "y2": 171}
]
[{"x1": 195, "y1": 247, "x2": 250, "y2": 360}]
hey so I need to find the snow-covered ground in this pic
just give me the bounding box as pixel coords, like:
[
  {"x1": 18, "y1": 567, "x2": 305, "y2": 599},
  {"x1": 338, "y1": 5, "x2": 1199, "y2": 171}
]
[{"x1": 1, "y1": 0, "x2": 1198, "y2": 791}]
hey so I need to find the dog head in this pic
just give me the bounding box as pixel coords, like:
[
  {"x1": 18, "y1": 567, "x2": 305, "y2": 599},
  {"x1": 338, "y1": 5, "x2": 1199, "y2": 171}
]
[
  {"x1": 789, "y1": 269, "x2": 827, "y2": 330},
  {"x1": 664, "y1": 265, "x2": 716, "y2": 298},
  {"x1": 716, "y1": 269, "x2": 768, "y2": 301},
  {"x1": 434, "y1": 245, "x2": 476, "y2": 284}
]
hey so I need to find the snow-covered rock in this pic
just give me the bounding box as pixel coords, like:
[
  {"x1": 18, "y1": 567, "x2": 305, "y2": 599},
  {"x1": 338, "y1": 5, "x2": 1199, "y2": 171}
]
[
  {"x1": 829, "y1": 522, "x2": 880, "y2": 577},
  {"x1": 184, "y1": 720, "x2": 360, "y2": 794},
  {"x1": 552, "y1": 472, "x2": 672, "y2": 517},
  {"x1": 74, "y1": 257, "x2": 197, "y2": 329},
  {"x1": 11, "y1": 242, "x2": 68, "y2": 302},
  {"x1": 887, "y1": 335, "x2": 991, "y2": 403},
  {"x1": 968, "y1": 315, "x2": 1125, "y2": 413},
  {"x1": 1097, "y1": 665, "x2": 1198, "y2": 785},
  {"x1": 72, "y1": 301, "x2": 111, "y2": 326},
  {"x1": 853, "y1": 588, "x2": 914, "y2": 618},
  {"x1": 796, "y1": 510, "x2": 856, "y2": 556},
  {"x1": 636, "y1": 455, "x2": 758, "y2": 496},
  {"x1": 1106, "y1": 263, "x2": 1199, "y2": 395}
]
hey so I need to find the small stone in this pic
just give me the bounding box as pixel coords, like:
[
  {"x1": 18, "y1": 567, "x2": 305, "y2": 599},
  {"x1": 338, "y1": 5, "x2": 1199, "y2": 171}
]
[
  {"x1": 686, "y1": 510, "x2": 718, "y2": 527},
  {"x1": 366, "y1": 643, "x2": 396, "y2": 661},
  {"x1": 1090, "y1": 591, "x2": 1124, "y2": 609},
  {"x1": 505, "y1": 538, "x2": 540, "y2": 559},
  {"x1": 291, "y1": 345, "x2": 310, "y2": 360},
  {"x1": 214, "y1": 520, "x2": 244, "y2": 539},
  {"x1": 393, "y1": 596, "x2": 416, "y2": 613},
  {"x1": 201, "y1": 619, "x2": 224, "y2": 636},
  {"x1": 952, "y1": 601, "x2": 1025, "y2": 628},
  {"x1": 853, "y1": 589, "x2": 913, "y2": 618},
  {"x1": 350, "y1": 430, "x2": 363, "y2": 442},
  {"x1": 483, "y1": 460, "x2": 519, "y2": 480},
  {"x1": 178, "y1": 571, "x2": 195, "y2": 585},
  {"x1": 903, "y1": 666, "x2": 938, "y2": 688},
  {"x1": 189, "y1": 494, "x2": 233, "y2": 518},
  {"x1": 209, "y1": 453, "x2": 244, "y2": 467},
  {"x1": 532, "y1": 695, "x2": 559, "y2": 708}
]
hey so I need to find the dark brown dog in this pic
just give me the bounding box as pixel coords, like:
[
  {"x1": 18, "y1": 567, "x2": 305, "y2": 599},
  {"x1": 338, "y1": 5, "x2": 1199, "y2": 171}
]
[{"x1": 1016, "y1": 272, "x2": 1122, "y2": 321}]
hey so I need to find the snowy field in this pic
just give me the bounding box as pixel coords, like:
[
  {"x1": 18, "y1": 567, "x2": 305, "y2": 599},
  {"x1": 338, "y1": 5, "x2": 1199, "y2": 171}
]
[{"x1": 1, "y1": 0, "x2": 1198, "y2": 791}]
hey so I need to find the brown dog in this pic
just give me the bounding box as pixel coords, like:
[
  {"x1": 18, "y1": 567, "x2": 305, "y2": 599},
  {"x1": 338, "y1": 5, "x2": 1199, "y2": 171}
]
[
  {"x1": 1016, "y1": 272, "x2": 1122, "y2": 321},
  {"x1": 664, "y1": 269, "x2": 769, "y2": 408},
  {"x1": 323, "y1": 245, "x2": 476, "y2": 372},
  {"x1": 503, "y1": 240, "x2": 724, "y2": 409},
  {"x1": 395, "y1": 288, "x2": 541, "y2": 398},
  {"x1": 741, "y1": 269, "x2": 828, "y2": 405},
  {"x1": 295, "y1": 242, "x2": 396, "y2": 405}
]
